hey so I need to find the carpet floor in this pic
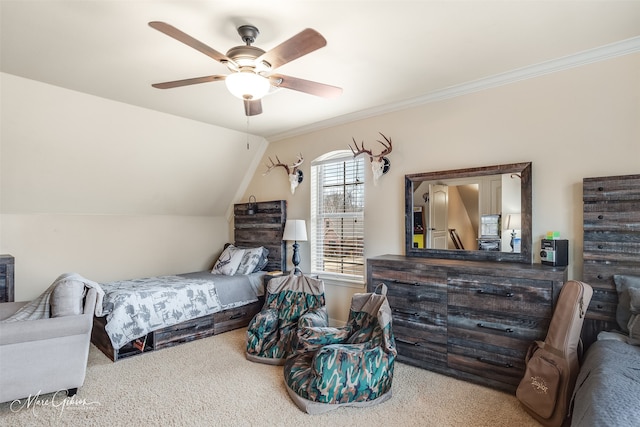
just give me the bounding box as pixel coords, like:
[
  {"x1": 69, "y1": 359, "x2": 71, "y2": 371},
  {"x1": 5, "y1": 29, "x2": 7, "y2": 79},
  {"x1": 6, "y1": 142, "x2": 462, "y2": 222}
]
[{"x1": 0, "y1": 327, "x2": 540, "y2": 426}]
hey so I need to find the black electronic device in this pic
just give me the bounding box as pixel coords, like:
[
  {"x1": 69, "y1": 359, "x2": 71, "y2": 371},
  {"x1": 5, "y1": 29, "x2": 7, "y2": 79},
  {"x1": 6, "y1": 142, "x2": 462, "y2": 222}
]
[{"x1": 540, "y1": 239, "x2": 569, "y2": 267}]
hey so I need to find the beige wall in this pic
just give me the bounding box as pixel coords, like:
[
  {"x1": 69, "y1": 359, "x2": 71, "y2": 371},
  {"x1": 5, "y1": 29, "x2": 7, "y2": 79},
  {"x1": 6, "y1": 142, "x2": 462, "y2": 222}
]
[
  {"x1": 2, "y1": 53, "x2": 638, "y2": 322},
  {"x1": 0, "y1": 73, "x2": 267, "y2": 300},
  {"x1": 245, "y1": 52, "x2": 640, "y2": 322}
]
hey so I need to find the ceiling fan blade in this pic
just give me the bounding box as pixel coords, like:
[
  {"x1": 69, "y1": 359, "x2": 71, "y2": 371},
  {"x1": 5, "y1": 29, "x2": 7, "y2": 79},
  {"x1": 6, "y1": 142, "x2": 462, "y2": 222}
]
[
  {"x1": 152, "y1": 75, "x2": 226, "y2": 89},
  {"x1": 270, "y1": 74, "x2": 342, "y2": 99},
  {"x1": 257, "y1": 28, "x2": 326, "y2": 69},
  {"x1": 149, "y1": 21, "x2": 230, "y2": 63},
  {"x1": 244, "y1": 99, "x2": 263, "y2": 116}
]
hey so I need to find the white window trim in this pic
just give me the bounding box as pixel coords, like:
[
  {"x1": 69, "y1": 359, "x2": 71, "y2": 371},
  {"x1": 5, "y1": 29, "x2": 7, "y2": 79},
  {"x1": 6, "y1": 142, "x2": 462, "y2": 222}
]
[{"x1": 310, "y1": 150, "x2": 365, "y2": 283}]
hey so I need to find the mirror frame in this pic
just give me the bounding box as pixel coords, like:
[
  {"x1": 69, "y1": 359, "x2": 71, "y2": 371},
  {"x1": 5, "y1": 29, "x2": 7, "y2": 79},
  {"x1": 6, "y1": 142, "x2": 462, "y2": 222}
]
[{"x1": 405, "y1": 162, "x2": 532, "y2": 263}]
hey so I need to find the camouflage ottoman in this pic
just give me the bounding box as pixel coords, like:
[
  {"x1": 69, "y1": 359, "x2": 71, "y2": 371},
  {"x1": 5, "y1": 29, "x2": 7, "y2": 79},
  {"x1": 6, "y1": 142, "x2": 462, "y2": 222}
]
[
  {"x1": 246, "y1": 272, "x2": 326, "y2": 365},
  {"x1": 284, "y1": 284, "x2": 396, "y2": 414}
]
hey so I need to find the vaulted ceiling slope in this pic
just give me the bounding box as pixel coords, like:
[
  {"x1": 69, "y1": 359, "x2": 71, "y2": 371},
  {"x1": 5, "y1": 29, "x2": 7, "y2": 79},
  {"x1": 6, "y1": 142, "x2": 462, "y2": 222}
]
[{"x1": 2, "y1": 1, "x2": 640, "y2": 140}]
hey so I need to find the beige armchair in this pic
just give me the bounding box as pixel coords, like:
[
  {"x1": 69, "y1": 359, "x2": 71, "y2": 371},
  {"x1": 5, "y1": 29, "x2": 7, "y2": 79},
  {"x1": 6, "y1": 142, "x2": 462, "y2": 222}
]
[{"x1": 0, "y1": 288, "x2": 97, "y2": 403}]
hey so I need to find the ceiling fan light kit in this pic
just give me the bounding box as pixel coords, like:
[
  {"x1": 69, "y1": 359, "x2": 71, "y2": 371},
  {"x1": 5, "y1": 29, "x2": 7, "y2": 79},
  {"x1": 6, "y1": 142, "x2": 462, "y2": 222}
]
[
  {"x1": 225, "y1": 71, "x2": 270, "y2": 100},
  {"x1": 149, "y1": 21, "x2": 342, "y2": 116}
]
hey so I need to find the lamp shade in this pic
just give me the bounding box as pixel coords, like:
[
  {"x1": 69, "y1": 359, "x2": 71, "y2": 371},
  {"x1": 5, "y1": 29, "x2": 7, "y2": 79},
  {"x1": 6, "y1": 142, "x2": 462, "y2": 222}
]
[
  {"x1": 283, "y1": 220, "x2": 307, "y2": 242},
  {"x1": 505, "y1": 213, "x2": 522, "y2": 230},
  {"x1": 225, "y1": 71, "x2": 270, "y2": 100}
]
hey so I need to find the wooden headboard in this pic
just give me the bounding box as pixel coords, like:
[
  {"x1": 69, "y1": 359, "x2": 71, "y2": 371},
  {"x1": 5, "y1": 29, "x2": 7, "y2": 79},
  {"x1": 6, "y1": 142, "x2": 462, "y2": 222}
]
[
  {"x1": 233, "y1": 199, "x2": 287, "y2": 272},
  {"x1": 582, "y1": 173, "x2": 640, "y2": 347}
]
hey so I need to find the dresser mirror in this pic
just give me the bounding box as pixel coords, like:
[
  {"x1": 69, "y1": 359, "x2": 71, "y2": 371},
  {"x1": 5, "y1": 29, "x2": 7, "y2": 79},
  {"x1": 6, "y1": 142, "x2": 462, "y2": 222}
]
[{"x1": 405, "y1": 162, "x2": 532, "y2": 263}]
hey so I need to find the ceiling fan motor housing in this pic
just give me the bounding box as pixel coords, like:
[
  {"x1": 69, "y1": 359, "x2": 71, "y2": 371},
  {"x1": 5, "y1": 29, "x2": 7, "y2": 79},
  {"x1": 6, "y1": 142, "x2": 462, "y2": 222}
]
[{"x1": 225, "y1": 45, "x2": 269, "y2": 71}]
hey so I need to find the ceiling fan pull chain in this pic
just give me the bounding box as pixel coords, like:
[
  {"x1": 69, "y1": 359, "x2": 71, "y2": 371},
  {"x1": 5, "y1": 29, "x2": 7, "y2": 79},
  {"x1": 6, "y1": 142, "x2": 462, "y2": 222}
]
[{"x1": 246, "y1": 117, "x2": 250, "y2": 150}]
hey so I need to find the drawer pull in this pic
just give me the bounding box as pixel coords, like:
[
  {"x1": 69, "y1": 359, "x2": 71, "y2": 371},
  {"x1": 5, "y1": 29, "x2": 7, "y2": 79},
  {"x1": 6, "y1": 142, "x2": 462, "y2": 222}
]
[
  {"x1": 597, "y1": 304, "x2": 604, "y2": 309},
  {"x1": 477, "y1": 323, "x2": 514, "y2": 333},
  {"x1": 412, "y1": 282, "x2": 422, "y2": 287},
  {"x1": 597, "y1": 245, "x2": 604, "y2": 249},
  {"x1": 394, "y1": 308, "x2": 419, "y2": 317},
  {"x1": 396, "y1": 338, "x2": 421, "y2": 347},
  {"x1": 597, "y1": 274, "x2": 604, "y2": 280},
  {"x1": 476, "y1": 289, "x2": 514, "y2": 298},
  {"x1": 597, "y1": 187, "x2": 604, "y2": 192},
  {"x1": 229, "y1": 312, "x2": 246, "y2": 320},
  {"x1": 477, "y1": 357, "x2": 513, "y2": 368},
  {"x1": 598, "y1": 215, "x2": 604, "y2": 220}
]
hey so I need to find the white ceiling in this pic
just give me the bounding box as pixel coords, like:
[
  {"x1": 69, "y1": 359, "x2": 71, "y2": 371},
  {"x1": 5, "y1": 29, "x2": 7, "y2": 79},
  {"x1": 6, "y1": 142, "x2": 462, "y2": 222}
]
[{"x1": 2, "y1": 1, "x2": 640, "y2": 140}]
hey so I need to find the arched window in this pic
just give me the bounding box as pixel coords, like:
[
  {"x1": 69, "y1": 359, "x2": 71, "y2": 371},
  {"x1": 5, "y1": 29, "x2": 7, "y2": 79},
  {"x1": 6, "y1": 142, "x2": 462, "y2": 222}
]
[{"x1": 310, "y1": 151, "x2": 365, "y2": 281}]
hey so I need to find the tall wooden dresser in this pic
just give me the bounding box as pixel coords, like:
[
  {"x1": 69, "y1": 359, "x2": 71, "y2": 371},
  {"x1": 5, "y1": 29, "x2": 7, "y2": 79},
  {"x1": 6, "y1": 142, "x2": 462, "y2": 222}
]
[
  {"x1": 0, "y1": 254, "x2": 15, "y2": 303},
  {"x1": 367, "y1": 255, "x2": 567, "y2": 393},
  {"x1": 582, "y1": 173, "x2": 640, "y2": 347}
]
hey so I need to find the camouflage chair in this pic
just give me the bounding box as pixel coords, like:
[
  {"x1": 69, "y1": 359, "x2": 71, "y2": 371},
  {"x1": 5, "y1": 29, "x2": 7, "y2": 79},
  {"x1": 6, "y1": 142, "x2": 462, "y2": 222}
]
[
  {"x1": 246, "y1": 272, "x2": 326, "y2": 365},
  {"x1": 283, "y1": 284, "x2": 396, "y2": 414}
]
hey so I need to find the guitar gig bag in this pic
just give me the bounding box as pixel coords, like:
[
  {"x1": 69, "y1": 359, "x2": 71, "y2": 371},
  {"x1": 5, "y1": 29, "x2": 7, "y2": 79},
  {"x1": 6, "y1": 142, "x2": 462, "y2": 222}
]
[{"x1": 516, "y1": 280, "x2": 593, "y2": 427}]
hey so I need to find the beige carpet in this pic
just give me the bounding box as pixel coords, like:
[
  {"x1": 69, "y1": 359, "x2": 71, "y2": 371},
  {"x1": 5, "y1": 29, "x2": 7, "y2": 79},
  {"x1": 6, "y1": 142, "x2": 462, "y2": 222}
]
[{"x1": 0, "y1": 328, "x2": 540, "y2": 426}]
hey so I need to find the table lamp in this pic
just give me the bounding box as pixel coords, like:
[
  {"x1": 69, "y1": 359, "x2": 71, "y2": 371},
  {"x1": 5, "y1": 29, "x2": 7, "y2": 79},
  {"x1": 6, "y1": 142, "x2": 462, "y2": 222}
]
[{"x1": 283, "y1": 219, "x2": 307, "y2": 273}]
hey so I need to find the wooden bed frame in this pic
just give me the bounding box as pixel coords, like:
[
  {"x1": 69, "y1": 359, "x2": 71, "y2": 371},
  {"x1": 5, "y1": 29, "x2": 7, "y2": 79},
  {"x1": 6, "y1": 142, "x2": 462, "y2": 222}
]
[{"x1": 91, "y1": 200, "x2": 287, "y2": 361}]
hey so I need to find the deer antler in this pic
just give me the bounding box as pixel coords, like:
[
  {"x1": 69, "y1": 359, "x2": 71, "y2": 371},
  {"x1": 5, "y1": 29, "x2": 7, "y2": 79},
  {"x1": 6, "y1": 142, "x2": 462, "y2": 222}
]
[
  {"x1": 264, "y1": 156, "x2": 290, "y2": 175},
  {"x1": 290, "y1": 153, "x2": 304, "y2": 171},
  {"x1": 350, "y1": 133, "x2": 392, "y2": 160},
  {"x1": 373, "y1": 133, "x2": 392, "y2": 159},
  {"x1": 263, "y1": 153, "x2": 304, "y2": 176},
  {"x1": 349, "y1": 138, "x2": 374, "y2": 160}
]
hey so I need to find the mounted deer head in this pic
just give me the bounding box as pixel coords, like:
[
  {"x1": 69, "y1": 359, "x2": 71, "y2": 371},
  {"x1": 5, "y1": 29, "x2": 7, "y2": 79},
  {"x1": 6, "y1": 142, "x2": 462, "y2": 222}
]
[
  {"x1": 264, "y1": 153, "x2": 304, "y2": 194},
  {"x1": 349, "y1": 132, "x2": 392, "y2": 185}
]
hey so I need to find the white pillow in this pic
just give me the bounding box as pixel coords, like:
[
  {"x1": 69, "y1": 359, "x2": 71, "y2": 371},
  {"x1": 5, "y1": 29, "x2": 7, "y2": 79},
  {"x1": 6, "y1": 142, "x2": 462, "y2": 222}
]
[
  {"x1": 51, "y1": 279, "x2": 87, "y2": 317},
  {"x1": 211, "y1": 245, "x2": 245, "y2": 275},
  {"x1": 236, "y1": 247, "x2": 267, "y2": 275}
]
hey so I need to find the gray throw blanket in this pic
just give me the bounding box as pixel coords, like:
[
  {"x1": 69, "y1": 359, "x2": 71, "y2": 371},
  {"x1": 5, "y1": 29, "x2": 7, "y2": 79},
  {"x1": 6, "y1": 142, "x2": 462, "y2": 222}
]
[{"x1": 1, "y1": 272, "x2": 104, "y2": 322}]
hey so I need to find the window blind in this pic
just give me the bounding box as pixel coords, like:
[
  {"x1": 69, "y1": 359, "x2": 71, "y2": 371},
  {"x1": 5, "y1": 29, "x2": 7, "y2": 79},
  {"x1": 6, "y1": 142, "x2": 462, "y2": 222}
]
[{"x1": 311, "y1": 153, "x2": 365, "y2": 280}]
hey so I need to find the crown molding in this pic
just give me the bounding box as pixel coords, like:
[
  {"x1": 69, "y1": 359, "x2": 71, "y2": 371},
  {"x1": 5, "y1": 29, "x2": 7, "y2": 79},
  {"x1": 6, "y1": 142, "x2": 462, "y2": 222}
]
[{"x1": 268, "y1": 36, "x2": 640, "y2": 142}]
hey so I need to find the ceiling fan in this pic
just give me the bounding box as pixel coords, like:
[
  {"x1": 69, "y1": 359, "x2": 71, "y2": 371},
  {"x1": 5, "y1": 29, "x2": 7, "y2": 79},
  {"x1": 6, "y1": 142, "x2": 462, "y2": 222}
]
[{"x1": 149, "y1": 21, "x2": 343, "y2": 116}]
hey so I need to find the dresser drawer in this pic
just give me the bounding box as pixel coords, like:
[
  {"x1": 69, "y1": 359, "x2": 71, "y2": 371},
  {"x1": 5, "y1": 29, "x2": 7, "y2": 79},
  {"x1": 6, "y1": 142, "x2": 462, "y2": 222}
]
[
  {"x1": 394, "y1": 316, "x2": 448, "y2": 369},
  {"x1": 385, "y1": 280, "x2": 447, "y2": 317},
  {"x1": 447, "y1": 307, "x2": 550, "y2": 349},
  {"x1": 213, "y1": 301, "x2": 261, "y2": 334},
  {"x1": 447, "y1": 274, "x2": 554, "y2": 318},
  {"x1": 447, "y1": 342, "x2": 526, "y2": 391},
  {"x1": 155, "y1": 314, "x2": 215, "y2": 349}
]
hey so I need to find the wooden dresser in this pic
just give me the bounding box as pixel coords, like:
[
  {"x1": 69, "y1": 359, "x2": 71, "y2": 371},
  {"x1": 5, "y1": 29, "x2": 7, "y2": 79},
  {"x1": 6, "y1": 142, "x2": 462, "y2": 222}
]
[
  {"x1": 0, "y1": 255, "x2": 15, "y2": 303},
  {"x1": 582, "y1": 173, "x2": 640, "y2": 347},
  {"x1": 367, "y1": 255, "x2": 567, "y2": 393}
]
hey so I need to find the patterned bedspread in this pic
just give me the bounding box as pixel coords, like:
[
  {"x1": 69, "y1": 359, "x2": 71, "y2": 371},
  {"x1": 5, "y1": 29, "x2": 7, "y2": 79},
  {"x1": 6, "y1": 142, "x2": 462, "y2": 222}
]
[{"x1": 100, "y1": 273, "x2": 260, "y2": 349}]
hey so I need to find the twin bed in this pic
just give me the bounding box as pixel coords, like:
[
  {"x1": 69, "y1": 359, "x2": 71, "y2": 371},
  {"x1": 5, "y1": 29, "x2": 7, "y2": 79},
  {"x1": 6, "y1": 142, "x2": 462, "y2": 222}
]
[{"x1": 91, "y1": 200, "x2": 287, "y2": 361}]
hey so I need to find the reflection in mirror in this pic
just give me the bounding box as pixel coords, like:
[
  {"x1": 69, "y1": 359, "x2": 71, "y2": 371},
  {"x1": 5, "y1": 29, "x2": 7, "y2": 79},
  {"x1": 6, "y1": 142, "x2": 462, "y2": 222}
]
[{"x1": 405, "y1": 162, "x2": 532, "y2": 263}]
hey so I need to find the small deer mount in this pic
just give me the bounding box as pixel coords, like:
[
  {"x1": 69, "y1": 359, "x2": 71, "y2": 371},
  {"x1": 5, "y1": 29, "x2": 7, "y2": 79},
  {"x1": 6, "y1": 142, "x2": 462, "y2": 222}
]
[
  {"x1": 349, "y1": 132, "x2": 393, "y2": 185},
  {"x1": 263, "y1": 153, "x2": 304, "y2": 194}
]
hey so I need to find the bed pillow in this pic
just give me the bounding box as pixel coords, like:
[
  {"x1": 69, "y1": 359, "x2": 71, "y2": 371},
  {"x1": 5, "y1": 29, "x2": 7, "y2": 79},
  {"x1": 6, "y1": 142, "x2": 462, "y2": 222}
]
[
  {"x1": 613, "y1": 274, "x2": 640, "y2": 333},
  {"x1": 236, "y1": 246, "x2": 268, "y2": 275},
  {"x1": 211, "y1": 245, "x2": 245, "y2": 275},
  {"x1": 627, "y1": 287, "x2": 640, "y2": 345},
  {"x1": 50, "y1": 278, "x2": 87, "y2": 317},
  {"x1": 252, "y1": 247, "x2": 270, "y2": 273}
]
